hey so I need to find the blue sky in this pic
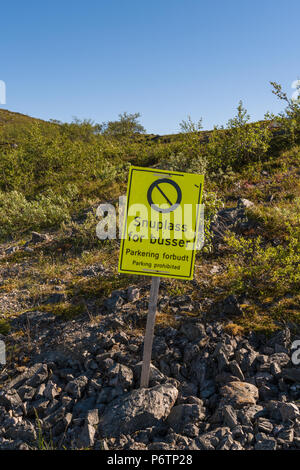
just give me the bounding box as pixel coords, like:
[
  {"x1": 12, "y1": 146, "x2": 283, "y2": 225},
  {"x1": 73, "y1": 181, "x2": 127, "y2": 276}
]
[{"x1": 0, "y1": 0, "x2": 299, "y2": 134}]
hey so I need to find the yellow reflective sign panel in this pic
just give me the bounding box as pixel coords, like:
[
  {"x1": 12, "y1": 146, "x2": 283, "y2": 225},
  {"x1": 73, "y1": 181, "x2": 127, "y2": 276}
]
[{"x1": 118, "y1": 166, "x2": 204, "y2": 280}]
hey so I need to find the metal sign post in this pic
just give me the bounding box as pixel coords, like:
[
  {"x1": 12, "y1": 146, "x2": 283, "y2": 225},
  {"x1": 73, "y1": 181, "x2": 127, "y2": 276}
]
[{"x1": 140, "y1": 276, "x2": 161, "y2": 388}]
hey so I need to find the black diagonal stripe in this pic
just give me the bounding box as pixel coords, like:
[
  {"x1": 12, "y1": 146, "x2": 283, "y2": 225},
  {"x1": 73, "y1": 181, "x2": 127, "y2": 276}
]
[{"x1": 156, "y1": 183, "x2": 173, "y2": 206}]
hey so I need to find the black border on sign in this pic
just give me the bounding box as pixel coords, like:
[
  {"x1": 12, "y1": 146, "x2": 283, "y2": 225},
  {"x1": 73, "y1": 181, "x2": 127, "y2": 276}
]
[{"x1": 119, "y1": 167, "x2": 203, "y2": 279}]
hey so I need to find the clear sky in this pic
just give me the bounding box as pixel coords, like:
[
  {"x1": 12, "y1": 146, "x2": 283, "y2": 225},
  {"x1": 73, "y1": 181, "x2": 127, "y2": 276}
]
[{"x1": 0, "y1": 0, "x2": 299, "y2": 134}]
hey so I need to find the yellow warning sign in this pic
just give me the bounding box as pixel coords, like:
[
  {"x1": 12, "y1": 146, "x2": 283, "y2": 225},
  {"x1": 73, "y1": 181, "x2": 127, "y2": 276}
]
[{"x1": 118, "y1": 166, "x2": 204, "y2": 280}]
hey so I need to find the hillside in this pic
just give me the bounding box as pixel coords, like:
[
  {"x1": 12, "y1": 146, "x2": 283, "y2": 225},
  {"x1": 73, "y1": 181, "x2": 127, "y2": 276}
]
[{"x1": 0, "y1": 94, "x2": 299, "y2": 450}]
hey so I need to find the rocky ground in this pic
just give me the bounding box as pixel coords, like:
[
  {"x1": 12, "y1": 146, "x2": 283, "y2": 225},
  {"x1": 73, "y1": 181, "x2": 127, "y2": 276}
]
[
  {"x1": 0, "y1": 198, "x2": 300, "y2": 450},
  {"x1": 0, "y1": 285, "x2": 300, "y2": 450}
]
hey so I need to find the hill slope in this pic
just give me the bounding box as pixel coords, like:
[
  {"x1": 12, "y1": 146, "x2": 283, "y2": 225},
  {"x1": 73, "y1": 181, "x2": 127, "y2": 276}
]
[{"x1": 0, "y1": 104, "x2": 299, "y2": 450}]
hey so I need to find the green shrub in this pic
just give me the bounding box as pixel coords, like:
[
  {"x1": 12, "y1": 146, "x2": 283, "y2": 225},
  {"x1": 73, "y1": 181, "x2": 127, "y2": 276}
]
[
  {"x1": 0, "y1": 318, "x2": 10, "y2": 335},
  {"x1": 205, "y1": 101, "x2": 271, "y2": 171},
  {"x1": 160, "y1": 151, "x2": 207, "y2": 174},
  {"x1": 0, "y1": 184, "x2": 78, "y2": 239},
  {"x1": 225, "y1": 229, "x2": 300, "y2": 298},
  {"x1": 202, "y1": 191, "x2": 223, "y2": 252}
]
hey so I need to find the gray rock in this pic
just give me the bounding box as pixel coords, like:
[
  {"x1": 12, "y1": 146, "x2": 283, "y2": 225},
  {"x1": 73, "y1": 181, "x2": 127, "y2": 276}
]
[
  {"x1": 98, "y1": 439, "x2": 109, "y2": 450},
  {"x1": 167, "y1": 403, "x2": 205, "y2": 433},
  {"x1": 220, "y1": 381, "x2": 259, "y2": 408},
  {"x1": 35, "y1": 383, "x2": 46, "y2": 399},
  {"x1": 18, "y1": 385, "x2": 35, "y2": 401},
  {"x1": 133, "y1": 362, "x2": 166, "y2": 386},
  {"x1": 127, "y1": 287, "x2": 140, "y2": 302},
  {"x1": 5, "y1": 363, "x2": 48, "y2": 390},
  {"x1": 25, "y1": 364, "x2": 48, "y2": 388},
  {"x1": 85, "y1": 409, "x2": 99, "y2": 426},
  {"x1": 31, "y1": 232, "x2": 50, "y2": 243},
  {"x1": 178, "y1": 382, "x2": 198, "y2": 400},
  {"x1": 183, "y1": 343, "x2": 200, "y2": 363},
  {"x1": 104, "y1": 292, "x2": 125, "y2": 312},
  {"x1": 199, "y1": 379, "x2": 216, "y2": 399},
  {"x1": 73, "y1": 396, "x2": 96, "y2": 416},
  {"x1": 169, "y1": 295, "x2": 194, "y2": 312},
  {"x1": 80, "y1": 264, "x2": 105, "y2": 277},
  {"x1": 217, "y1": 349, "x2": 230, "y2": 372},
  {"x1": 44, "y1": 381, "x2": 60, "y2": 400},
  {"x1": 231, "y1": 425, "x2": 245, "y2": 441},
  {"x1": 98, "y1": 383, "x2": 178, "y2": 437},
  {"x1": 180, "y1": 321, "x2": 206, "y2": 342},
  {"x1": 279, "y1": 402, "x2": 300, "y2": 422},
  {"x1": 0, "y1": 390, "x2": 22, "y2": 410},
  {"x1": 5, "y1": 246, "x2": 18, "y2": 255},
  {"x1": 229, "y1": 361, "x2": 245, "y2": 381},
  {"x1": 255, "y1": 372, "x2": 274, "y2": 388},
  {"x1": 282, "y1": 368, "x2": 300, "y2": 383},
  {"x1": 218, "y1": 434, "x2": 235, "y2": 450},
  {"x1": 178, "y1": 395, "x2": 203, "y2": 406},
  {"x1": 65, "y1": 375, "x2": 88, "y2": 398},
  {"x1": 238, "y1": 198, "x2": 254, "y2": 209},
  {"x1": 197, "y1": 432, "x2": 219, "y2": 450},
  {"x1": 293, "y1": 437, "x2": 300, "y2": 449},
  {"x1": 5, "y1": 421, "x2": 37, "y2": 442},
  {"x1": 259, "y1": 383, "x2": 279, "y2": 401},
  {"x1": 256, "y1": 418, "x2": 273, "y2": 434},
  {"x1": 77, "y1": 423, "x2": 95, "y2": 448},
  {"x1": 27, "y1": 398, "x2": 50, "y2": 417},
  {"x1": 152, "y1": 336, "x2": 169, "y2": 359},
  {"x1": 46, "y1": 292, "x2": 67, "y2": 304},
  {"x1": 255, "y1": 437, "x2": 277, "y2": 450},
  {"x1": 107, "y1": 363, "x2": 133, "y2": 389},
  {"x1": 211, "y1": 202, "x2": 252, "y2": 242},
  {"x1": 277, "y1": 427, "x2": 294, "y2": 443},
  {"x1": 223, "y1": 405, "x2": 238, "y2": 429},
  {"x1": 216, "y1": 372, "x2": 240, "y2": 383},
  {"x1": 231, "y1": 440, "x2": 244, "y2": 450},
  {"x1": 269, "y1": 352, "x2": 290, "y2": 367},
  {"x1": 190, "y1": 358, "x2": 206, "y2": 387},
  {"x1": 222, "y1": 295, "x2": 243, "y2": 316},
  {"x1": 270, "y1": 362, "x2": 281, "y2": 376},
  {"x1": 113, "y1": 331, "x2": 129, "y2": 345},
  {"x1": 96, "y1": 387, "x2": 112, "y2": 405},
  {"x1": 237, "y1": 405, "x2": 264, "y2": 426},
  {"x1": 235, "y1": 348, "x2": 258, "y2": 372}
]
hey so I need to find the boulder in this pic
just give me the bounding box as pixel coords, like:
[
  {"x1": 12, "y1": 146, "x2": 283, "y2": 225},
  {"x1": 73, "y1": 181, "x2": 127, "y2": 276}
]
[
  {"x1": 31, "y1": 232, "x2": 50, "y2": 244},
  {"x1": 220, "y1": 381, "x2": 259, "y2": 408},
  {"x1": 107, "y1": 363, "x2": 133, "y2": 389},
  {"x1": 279, "y1": 402, "x2": 300, "y2": 422},
  {"x1": 180, "y1": 321, "x2": 206, "y2": 342},
  {"x1": 4, "y1": 363, "x2": 48, "y2": 390},
  {"x1": 282, "y1": 368, "x2": 300, "y2": 383},
  {"x1": 65, "y1": 375, "x2": 89, "y2": 398},
  {"x1": 167, "y1": 403, "x2": 205, "y2": 433},
  {"x1": 77, "y1": 423, "x2": 95, "y2": 448},
  {"x1": 98, "y1": 383, "x2": 178, "y2": 437}
]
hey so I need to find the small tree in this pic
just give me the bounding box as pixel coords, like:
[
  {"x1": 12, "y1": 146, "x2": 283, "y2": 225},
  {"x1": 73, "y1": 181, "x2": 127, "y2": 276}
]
[
  {"x1": 265, "y1": 81, "x2": 300, "y2": 145},
  {"x1": 179, "y1": 115, "x2": 203, "y2": 133},
  {"x1": 101, "y1": 112, "x2": 146, "y2": 136},
  {"x1": 178, "y1": 116, "x2": 206, "y2": 170},
  {"x1": 160, "y1": 116, "x2": 206, "y2": 174},
  {"x1": 60, "y1": 118, "x2": 102, "y2": 142},
  {"x1": 206, "y1": 101, "x2": 271, "y2": 171}
]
